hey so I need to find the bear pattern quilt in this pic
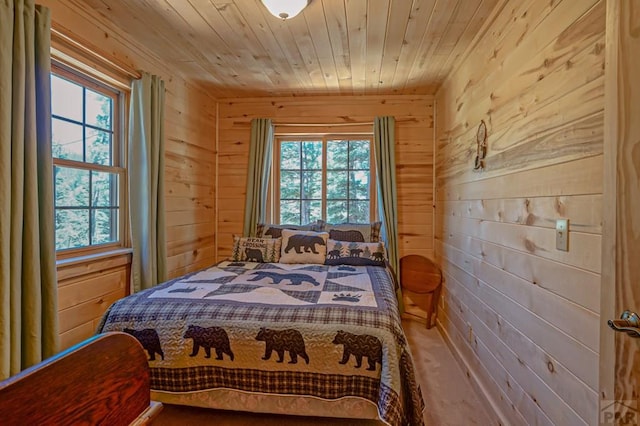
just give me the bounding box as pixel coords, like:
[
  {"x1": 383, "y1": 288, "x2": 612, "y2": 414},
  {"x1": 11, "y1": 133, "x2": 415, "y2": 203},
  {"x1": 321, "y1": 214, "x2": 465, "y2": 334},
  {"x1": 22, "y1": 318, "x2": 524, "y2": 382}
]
[{"x1": 97, "y1": 261, "x2": 424, "y2": 426}]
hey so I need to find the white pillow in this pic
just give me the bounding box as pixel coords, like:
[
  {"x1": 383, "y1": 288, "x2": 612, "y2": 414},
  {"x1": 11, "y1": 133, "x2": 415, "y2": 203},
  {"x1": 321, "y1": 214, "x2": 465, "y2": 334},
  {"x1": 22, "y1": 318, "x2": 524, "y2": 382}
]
[{"x1": 279, "y1": 229, "x2": 329, "y2": 264}]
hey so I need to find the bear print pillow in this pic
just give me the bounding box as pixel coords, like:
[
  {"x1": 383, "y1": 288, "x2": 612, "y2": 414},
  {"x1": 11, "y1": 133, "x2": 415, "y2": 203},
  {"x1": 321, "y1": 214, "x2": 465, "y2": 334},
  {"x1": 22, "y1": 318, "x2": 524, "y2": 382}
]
[
  {"x1": 256, "y1": 221, "x2": 323, "y2": 238},
  {"x1": 323, "y1": 222, "x2": 382, "y2": 242},
  {"x1": 279, "y1": 229, "x2": 329, "y2": 264},
  {"x1": 231, "y1": 236, "x2": 282, "y2": 263},
  {"x1": 324, "y1": 239, "x2": 387, "y2": 267}
]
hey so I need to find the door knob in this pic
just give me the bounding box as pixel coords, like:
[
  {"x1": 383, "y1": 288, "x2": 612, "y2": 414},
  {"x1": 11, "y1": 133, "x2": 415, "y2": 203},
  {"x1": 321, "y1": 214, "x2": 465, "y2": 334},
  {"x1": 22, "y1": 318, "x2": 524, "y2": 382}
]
[{"x1": 608, "y1": 310, "x2": 640, "y2": 338}]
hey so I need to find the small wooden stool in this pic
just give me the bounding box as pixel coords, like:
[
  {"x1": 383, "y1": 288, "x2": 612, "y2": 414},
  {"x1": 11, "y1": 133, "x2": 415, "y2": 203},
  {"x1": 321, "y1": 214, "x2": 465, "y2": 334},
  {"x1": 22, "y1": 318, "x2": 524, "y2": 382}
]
[{"x1": 400, "y1": 255, "x2": 443, "y2": 328}]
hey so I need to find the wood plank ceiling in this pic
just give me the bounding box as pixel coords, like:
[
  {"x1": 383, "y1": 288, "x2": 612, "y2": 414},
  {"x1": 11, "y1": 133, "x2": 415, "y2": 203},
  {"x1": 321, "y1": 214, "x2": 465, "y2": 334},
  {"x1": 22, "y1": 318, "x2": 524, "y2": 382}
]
[{"x1": 75, "y1": 0, "x2": 498, "y2": 97}]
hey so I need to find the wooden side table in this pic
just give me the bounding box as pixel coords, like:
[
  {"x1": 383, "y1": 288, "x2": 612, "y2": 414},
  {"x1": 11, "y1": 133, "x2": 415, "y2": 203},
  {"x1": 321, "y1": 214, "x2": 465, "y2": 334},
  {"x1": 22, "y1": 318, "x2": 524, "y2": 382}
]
[{"x1": 400, "y1": 255, "x2": 443, "y2": 328}]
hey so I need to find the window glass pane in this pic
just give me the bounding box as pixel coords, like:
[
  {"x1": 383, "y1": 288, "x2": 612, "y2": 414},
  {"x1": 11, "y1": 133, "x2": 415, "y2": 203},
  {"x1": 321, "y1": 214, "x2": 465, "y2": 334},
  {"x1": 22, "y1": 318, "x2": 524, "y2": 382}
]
[
  {"x1": 86, "y1": 129, "x2": 112, "y2": 165},
  {"x1": 327, "y1": 171, "x2": 347, "y2": 199},
  {"x1": 86, "y1": 89, "x2": 112, "y2": 130},
  {"x1": 301, "y1": 200, "x2": 321, "y2": 224},
  {"x1": 301, "y1": 171, "x2": 322, "y2": 199},
  {"x1": 327, "y1": 140, "x2": 348, "y2": 170},
  {"x1": 55, "y1": 166, "x2": 89, "y2": 207},
  {"x1": 277, "y1": 137, "x2": 373, "y2": 226},
  {"x1": 92, "y1": 172, "x2": 118, "y2": 207},
  {"x1": 349, "y1": 140, "x2": 370, "y2": 169},
  {"x1": 301, "y1": 141, "x2": 322, "y2": 169},
  {"x1": 280, "y1": 142, "x2": 300, "y2": 169},
  {"x1": 52, "y1": 68, "x2": 122, "y2": 252},
  {"x1": 52, "y1": 118, "x2": 83, "y2": 161},
  {"x1": 280, "y1": 200, "x2": 300, "y2": 224},
  {"x1": 92, "y1": 208, "x2": 117, "y2": 244},
  {"x1": 327, "y1": 201, "x2": 347, "y2": 223},
  {"x1": 349, "y1": 170, "x2": 369, "y2": 200},
  {"x1": 55, "y1": 209, "x2": 89, "y2": 250},
  {"x1": 51, "y1": 75, "x2": 82, "y2": 122},
  {"x1": 349, "y1": 201, "x2": 370, "y2": 223},
  {"x1": 280, "y1": 171, "x2": 300, "y2": 199}
]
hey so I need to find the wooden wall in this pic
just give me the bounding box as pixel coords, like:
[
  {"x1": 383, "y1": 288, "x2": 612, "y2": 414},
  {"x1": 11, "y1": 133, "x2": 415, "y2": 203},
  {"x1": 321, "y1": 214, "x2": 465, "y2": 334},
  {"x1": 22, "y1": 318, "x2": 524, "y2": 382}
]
[
  {"x1": 216, "y1": 95, "x2": 434, "y2": 267},
  {"x1": 434, "y1": 0, "x2": 604, "y2": 424},
  {"x1": 41, "y1": 0, "x2": 217, "y2": 350}
]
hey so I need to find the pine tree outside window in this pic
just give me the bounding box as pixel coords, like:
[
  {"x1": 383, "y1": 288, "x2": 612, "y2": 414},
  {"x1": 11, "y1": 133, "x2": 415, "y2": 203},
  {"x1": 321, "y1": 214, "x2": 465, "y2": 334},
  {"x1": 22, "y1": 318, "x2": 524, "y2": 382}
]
[
  {"x1": 274, "y1": 136, "x2": 375, "y2": 225},
  {"x1": 51, "y1": 64, "x2": 126, "y2": 255}
]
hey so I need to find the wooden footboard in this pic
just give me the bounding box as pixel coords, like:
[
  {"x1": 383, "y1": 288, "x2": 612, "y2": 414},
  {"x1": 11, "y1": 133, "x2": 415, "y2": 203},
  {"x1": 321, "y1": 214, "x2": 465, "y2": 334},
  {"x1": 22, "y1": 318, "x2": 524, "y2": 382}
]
[{"x1": 0, "y1": 332, "x2": 161, "y2": 425}]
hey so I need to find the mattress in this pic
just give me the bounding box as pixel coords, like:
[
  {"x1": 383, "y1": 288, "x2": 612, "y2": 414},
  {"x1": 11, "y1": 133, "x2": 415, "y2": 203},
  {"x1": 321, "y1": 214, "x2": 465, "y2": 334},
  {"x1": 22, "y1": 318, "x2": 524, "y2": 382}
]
[{"x1": 98, "y1": 261, "x2": 424, "y2": 426}]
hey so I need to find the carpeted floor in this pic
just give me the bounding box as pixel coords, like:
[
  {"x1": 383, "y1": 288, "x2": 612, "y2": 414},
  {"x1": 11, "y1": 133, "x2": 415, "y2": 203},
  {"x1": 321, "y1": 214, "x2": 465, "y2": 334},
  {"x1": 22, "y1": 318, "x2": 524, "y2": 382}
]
[{"x1": 153, "y1": 318, "x2": 491, "y2": 425}]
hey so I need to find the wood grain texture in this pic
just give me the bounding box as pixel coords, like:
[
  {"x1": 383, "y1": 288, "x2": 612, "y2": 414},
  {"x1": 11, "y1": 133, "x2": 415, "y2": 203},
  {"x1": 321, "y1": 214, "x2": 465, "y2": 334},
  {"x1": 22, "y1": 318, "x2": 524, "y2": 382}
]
[
  {"x1": 41, "y1": 0, "x2": 217, "y2": 348},
  {"x1": 599, "y1": 0, "x2": 640, "y2": 412},
  {"x1": 44, "y1": 1, "x2": 217, "y2": 281},
  {"x1": 0, "y1": 333, "x2": 151, "y2": 426},
  {"x1": 37, "y1": 0, "x2": 497, "y2": 97},
  {"x1": 57, "y1": 253, "x2": 130, "y2": 349},
  {"x1": 435, "y1": 0, "x2": 604, "y2": 424},
  {"x1": 216, "y1": 95, "x2": 434, "y2": 263}
]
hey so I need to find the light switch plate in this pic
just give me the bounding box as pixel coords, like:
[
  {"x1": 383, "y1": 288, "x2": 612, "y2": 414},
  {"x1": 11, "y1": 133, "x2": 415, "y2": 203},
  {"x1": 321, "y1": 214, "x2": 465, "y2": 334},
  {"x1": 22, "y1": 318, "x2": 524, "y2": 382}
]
[{"x1": 556, "y1": 219, "x2": 569, "y2": 251}]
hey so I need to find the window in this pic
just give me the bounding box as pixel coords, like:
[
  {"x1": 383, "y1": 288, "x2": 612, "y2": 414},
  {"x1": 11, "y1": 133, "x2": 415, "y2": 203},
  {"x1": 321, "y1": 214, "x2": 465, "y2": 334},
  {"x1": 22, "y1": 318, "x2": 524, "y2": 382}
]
[
  {"x1": 51, "y1": 65, "x2": 125, "y2": 253},
  {"x1": 275, "y1": 136, "x2": 375, "y2": 224}
]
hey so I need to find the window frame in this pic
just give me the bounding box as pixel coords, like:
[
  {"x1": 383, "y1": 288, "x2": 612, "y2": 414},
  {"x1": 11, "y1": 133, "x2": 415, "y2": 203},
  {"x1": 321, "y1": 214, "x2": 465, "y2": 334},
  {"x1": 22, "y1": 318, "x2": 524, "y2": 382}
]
[
  {"x1": 52, "y1": 62, "x2": 129, "y2": 259},
  {"x1": 272, "y1": 134, "x2": 377, "y2": 225}
]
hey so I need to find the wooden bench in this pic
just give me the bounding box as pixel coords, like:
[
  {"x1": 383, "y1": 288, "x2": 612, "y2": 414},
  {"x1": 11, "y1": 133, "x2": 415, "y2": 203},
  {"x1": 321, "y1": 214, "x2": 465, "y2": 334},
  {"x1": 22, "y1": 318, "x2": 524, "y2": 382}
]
[{"x1": 0, "y1": 332, "x2": 161, "y2": 425}]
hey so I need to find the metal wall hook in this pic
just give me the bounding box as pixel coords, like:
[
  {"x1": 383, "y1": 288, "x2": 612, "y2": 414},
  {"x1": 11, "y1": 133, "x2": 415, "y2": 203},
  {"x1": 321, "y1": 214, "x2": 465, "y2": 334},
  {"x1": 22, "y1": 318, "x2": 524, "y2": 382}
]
[{"x1": 608, "y1": 310, "x2": 640, "y2": 338}]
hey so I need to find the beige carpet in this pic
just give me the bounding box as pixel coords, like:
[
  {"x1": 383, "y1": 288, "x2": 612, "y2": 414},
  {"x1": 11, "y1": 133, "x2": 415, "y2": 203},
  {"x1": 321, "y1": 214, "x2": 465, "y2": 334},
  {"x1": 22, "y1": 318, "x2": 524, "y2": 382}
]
[{"x1": 153, "y1": 318, "x2": 491, "y2": 425}]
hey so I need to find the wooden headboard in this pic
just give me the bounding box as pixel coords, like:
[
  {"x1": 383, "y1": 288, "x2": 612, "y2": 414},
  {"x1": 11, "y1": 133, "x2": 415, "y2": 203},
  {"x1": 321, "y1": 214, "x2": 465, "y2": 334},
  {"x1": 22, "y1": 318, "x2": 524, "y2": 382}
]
[{"x1": 0, "y1": 332, "x2": 161, "y2": 425}]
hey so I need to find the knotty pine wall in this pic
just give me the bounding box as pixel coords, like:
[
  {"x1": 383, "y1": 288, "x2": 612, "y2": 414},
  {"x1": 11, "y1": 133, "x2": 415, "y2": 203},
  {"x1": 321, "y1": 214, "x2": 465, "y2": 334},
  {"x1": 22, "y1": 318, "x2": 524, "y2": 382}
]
[
  {"x1": 216, "y1": 96, "x2": 434, "y2": 272},
  {"x1": 41, "y1": 0, "x2": 217, "y2": 350},
  {"x1": 434, "y1": 0, "x2": 604, "y2": 425}
]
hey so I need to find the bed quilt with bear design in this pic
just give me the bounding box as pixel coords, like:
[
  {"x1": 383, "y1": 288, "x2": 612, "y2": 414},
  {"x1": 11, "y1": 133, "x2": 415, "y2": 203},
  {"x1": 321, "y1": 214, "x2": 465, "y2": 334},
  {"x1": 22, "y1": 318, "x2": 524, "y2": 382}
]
[{"x1": 97, "y1": 261, "x2": 424, "y2": 426}]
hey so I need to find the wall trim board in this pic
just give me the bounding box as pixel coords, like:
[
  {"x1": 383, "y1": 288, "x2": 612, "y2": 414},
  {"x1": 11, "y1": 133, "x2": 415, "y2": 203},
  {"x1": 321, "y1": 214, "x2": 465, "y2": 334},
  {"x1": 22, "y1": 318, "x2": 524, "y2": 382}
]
[
  {"x1": 436, "y1": 319, "x2": 510, "y2": 426},
  {"x1": 215, "y1": 101, "x2": 220, "y2": 263}
]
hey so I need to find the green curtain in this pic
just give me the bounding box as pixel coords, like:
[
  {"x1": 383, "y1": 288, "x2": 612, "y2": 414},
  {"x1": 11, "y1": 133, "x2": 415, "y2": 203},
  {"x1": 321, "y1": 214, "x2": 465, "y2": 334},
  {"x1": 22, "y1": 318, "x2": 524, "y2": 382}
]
[
  {"x1": 243, "y1": 118, "x2": 274, "y2": 237},
  {"x1": 129, "y1": 72, "x2": 167, "y2": 292},
  {"x1": 0, "y1": 0, "x2": 58, "y2": 379},
  {"x1": 374, "y1": 116, "x2": 403, "y2": 311}
]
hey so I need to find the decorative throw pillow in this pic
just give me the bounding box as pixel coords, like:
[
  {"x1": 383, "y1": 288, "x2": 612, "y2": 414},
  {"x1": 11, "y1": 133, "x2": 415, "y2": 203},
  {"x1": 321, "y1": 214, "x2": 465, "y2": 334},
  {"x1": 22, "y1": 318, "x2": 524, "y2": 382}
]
[
  {"x1": 279, "y1": 229, "x2": 329, "y2": 264},
  {"x1": 323, "y1": 222, "x2": 382, "y2": 242},
  {"x1": 325, "y1": 239, "x2": 387, "y2": 267},
  {"x1": 231, "y1": 236, "x2": 282, "y2": 263},
  {"x1": 256, "y1": 221, "x2": 323, "y2": 239}
]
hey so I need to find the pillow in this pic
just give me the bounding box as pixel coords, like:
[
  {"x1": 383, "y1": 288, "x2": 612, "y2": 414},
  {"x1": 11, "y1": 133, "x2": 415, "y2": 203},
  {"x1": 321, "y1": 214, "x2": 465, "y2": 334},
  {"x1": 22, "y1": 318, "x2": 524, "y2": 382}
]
[
  {"x1": 279, "y1": 229, "x2": 329, "y2": 264},
  {"x1": 325, "y1": 239, "x2": 387, "y2": 267},
  {"x1": 256, "y1": 221, "x2": 323, "y2": 238},
  {"x1": 323, "y1": 222, "x2": 382, "y2": 242},
  {"x1": 231, "y1": 236, "x2": 282, "y2": 263}
]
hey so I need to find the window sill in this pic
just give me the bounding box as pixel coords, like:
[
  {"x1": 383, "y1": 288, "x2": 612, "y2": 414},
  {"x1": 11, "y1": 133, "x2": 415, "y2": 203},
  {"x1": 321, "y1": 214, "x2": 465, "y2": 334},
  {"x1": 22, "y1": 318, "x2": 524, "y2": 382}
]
[{"x1": 56, "y1": 248, "x2": 133, "y2": 268}]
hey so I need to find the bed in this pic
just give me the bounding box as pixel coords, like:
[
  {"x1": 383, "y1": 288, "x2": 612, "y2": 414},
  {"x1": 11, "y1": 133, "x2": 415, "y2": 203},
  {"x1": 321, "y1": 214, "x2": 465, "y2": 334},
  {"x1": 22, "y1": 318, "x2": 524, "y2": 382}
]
[{"x1": 98, "y1": 252, "x2": 424, "y2": 425}]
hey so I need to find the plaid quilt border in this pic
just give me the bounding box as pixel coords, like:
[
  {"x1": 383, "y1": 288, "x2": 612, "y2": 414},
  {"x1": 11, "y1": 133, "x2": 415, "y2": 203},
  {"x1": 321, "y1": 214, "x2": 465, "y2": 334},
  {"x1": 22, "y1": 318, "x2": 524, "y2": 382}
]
[{"x1": 151, "y1": 366, "x2": 402, "y2": 426}]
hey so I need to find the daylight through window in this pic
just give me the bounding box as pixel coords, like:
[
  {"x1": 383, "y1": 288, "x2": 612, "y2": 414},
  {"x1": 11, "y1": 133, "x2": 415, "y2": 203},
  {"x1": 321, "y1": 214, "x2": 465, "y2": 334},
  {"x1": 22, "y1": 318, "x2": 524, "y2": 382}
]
[
  {"x1": 51, "y1": 65, "x2": 125, "y2": 252},
  {"x1": 276, "y1": 137, "x2": 374, "y2": 225}
]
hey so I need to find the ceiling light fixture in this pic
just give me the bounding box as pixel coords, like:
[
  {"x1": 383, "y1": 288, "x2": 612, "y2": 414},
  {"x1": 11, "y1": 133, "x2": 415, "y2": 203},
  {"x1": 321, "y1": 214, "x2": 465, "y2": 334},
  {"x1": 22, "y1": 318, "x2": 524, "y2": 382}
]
[{"x1": 260, "y1": 0, "x2": 310, "y2": 20}]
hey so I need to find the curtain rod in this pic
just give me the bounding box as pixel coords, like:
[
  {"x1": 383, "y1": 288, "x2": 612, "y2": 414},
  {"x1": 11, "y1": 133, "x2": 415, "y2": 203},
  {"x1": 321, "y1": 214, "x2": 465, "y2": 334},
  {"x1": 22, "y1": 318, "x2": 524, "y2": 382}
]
[
  {"x1": 275, "y1": 122, "x2": 374, "y2": 127},
  {"x1": 51, "y1": 26, "x2": 142, "y2": 80}
]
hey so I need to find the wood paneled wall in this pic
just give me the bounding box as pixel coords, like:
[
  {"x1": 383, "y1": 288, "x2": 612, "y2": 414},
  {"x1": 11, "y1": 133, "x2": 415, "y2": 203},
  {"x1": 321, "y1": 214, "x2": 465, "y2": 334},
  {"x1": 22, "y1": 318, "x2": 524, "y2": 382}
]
[
  {"x1": 41, "y1": 0, "x2": 217, "y2": 350},
  {"x1": 435, "y1": 0, "x2": 604, "y2": 424},
  {"x1": 216, "y1": 95, "x2": 434, "y2": 264},
  {"x1": 434, "y1": 0, "x2": 605, "y2": 424}
]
